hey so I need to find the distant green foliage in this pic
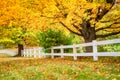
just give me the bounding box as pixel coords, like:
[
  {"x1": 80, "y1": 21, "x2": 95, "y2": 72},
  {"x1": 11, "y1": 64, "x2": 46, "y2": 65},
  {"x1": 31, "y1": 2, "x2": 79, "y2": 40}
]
[
  {"x1": 70, "y1": 33, "x2": 82, "y2": 44},
  {"x1": 98, "y1": 36, "x2": 120, "y2": 52},
  {"x1": 37, "y1": 29, "x2": 72, "y2": 49},
  {"x1": 98, "y1": 44, "x2": 120, "y2": 52}
]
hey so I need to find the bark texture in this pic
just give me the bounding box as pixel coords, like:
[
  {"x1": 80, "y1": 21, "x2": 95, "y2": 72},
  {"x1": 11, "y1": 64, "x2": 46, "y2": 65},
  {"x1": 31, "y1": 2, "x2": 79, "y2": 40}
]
[{"x1": 17, "y1": 44, "x2": 24, "y2": 56}]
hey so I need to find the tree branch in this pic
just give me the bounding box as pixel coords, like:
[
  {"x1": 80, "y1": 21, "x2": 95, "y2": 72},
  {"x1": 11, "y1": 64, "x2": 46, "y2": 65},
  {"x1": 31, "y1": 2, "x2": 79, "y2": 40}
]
[
  {"x1": 73, "y1": 12, "x2": 83, "y2": 19},
  {"x1": 40, "y1": 15, "x2": 56, "y2": 19},
  {"x1": 96, "y1": 30, "x2": 120, "y2": 38},
  {"x1": 95, "y1": 24, "x2": 112, "y2": 32},
  {"x1": 96, "y1": 21, "x2": 120, "y2": 32},
  {"x1": 72, "y1": 23, "x2": 81, "y2": 32},
  {"x1": 95, "y1": 0, "x2": 116, "y2": 21},
  {"x1": 100, "y1": 16, "x2": 120, "y2": 23},
  {"x1": 59, "y1": 21, "x2": 82, "y2": 36}
]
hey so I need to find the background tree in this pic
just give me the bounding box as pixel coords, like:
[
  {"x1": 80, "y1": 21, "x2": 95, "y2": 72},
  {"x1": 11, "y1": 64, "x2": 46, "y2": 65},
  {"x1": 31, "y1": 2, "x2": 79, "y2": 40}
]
[{"x1": 0, "y1": 0, "x2": 41, "y2": 55}]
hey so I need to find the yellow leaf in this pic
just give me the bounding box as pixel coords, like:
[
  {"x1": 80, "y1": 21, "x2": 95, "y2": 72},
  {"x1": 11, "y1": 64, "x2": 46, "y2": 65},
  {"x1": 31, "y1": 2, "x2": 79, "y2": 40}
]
[{"x1": 112, "y1": 78, "x2": 117, "y2": 80}]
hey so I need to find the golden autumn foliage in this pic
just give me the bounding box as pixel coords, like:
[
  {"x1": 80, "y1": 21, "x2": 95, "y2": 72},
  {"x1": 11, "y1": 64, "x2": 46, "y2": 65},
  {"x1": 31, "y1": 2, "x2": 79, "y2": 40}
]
[
  {"x1": 0, "y1": 0, "x2": 120, "y2": 45},
  {"x1": 30, "y1": 0, "x2": 120, "y2": 43},
  {"x1": 0, "y1": 0, "x2": 41, "y2": 45}
]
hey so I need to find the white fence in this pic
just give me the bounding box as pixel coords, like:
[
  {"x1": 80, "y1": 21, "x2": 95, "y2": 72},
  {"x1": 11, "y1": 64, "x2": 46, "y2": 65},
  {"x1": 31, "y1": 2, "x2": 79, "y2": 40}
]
[
  {"x1": 22, "y1": 47, "x2": 44, "y2": 58},
  {"x1": 23, "y1": 38, "x2": 120, "y2": 61}
]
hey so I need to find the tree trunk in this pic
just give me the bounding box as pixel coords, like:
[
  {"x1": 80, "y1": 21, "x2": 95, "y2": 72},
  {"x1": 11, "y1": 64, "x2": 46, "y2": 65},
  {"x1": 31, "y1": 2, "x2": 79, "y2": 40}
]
[
  {"x1": 81, "y1": 20, "x2": 96, "y2": 52},
  {"x1": 17, "y1": 44, "x2": 24, "y2": 56},
  {"x1": 84, "y1": 37, "x2": 95, "y2": 52}
]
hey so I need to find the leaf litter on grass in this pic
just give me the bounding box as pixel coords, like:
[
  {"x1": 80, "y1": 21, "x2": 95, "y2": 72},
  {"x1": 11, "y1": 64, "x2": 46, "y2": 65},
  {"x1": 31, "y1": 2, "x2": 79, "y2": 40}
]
[{"x1": 0, "y1": 57, "x2": 120, "y2": 80}]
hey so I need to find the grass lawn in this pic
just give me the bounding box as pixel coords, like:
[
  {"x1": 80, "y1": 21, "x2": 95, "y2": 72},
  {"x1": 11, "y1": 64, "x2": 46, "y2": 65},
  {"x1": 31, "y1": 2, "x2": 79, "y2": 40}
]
[{"x1": 0, "y1": 56, "x2": 120, "y2": 80}]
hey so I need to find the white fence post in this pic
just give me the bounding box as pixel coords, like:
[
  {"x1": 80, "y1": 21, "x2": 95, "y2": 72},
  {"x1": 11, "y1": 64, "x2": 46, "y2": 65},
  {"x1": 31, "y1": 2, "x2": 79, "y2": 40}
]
[
  {"x1": 51, "y1": 48, "x2": 54, "y2": 59},
  {"x1": 26, "y1": 49, "x2": 29, "y2": 57},
  {"x1": 38, "y1": 48, "x2": 41, "y2": 58},
  {"x1": 73, "y1": 44, "x2": 77, "y2": 60},
  {"x1": 23, "y1": 49, "x2": 26, "y2": 57},
  {"x1": 44, "y1": 49, "x2": 46, "y2": 58},
  {"x1": 93, "y1": 40, "x2": 98, "y2": 61},
  {"x1": 34, "y1": 48, "x2": 36, "y2": 58},
  {"x1": 61, "y1": 45, "x2": 64, "y2": 58},
  {"x1": 30, "y1": 49, "x2": 32, "y2": 57},
  {"x1": 28, "y1": 49, "x2": 30, "y2": 57}
]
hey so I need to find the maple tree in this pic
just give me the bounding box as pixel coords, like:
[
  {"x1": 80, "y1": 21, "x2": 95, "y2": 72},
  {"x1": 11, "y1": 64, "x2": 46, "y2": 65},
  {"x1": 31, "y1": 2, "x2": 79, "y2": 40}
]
[{"x1": 39, "y1": 0, "x2": 120, "y2": 52}]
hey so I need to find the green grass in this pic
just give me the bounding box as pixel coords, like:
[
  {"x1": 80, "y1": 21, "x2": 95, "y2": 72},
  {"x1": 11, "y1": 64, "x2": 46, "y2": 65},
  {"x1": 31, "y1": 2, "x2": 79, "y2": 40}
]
[{"x1": 0, "y1": 57, "x2": 120, "y2": 80}]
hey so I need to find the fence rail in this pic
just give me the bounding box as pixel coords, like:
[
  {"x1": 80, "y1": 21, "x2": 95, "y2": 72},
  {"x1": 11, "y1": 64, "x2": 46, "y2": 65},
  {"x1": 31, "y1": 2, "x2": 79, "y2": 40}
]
[{"x1": 23, "y1": 38, "x2": 120, "y2": 61}]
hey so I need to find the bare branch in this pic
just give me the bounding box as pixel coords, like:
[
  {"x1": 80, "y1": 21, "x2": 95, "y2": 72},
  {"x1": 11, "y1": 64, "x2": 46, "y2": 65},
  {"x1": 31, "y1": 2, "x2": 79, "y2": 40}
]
[
  {"x1": 96, "y1": 21, "x2": 120, "y2": 32},
  {"x1": 59, "y1": 21, "x2": 82, "y2": 36},
  {"x1": 72, "y1": 23, "x2": 81, "y2": 32},
  {"x1": 96, "y1": 30, "x2": 120, "y2": 38},
  {"x1": 95, "y1": 24, "x2": 112, "y2": 32}
]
